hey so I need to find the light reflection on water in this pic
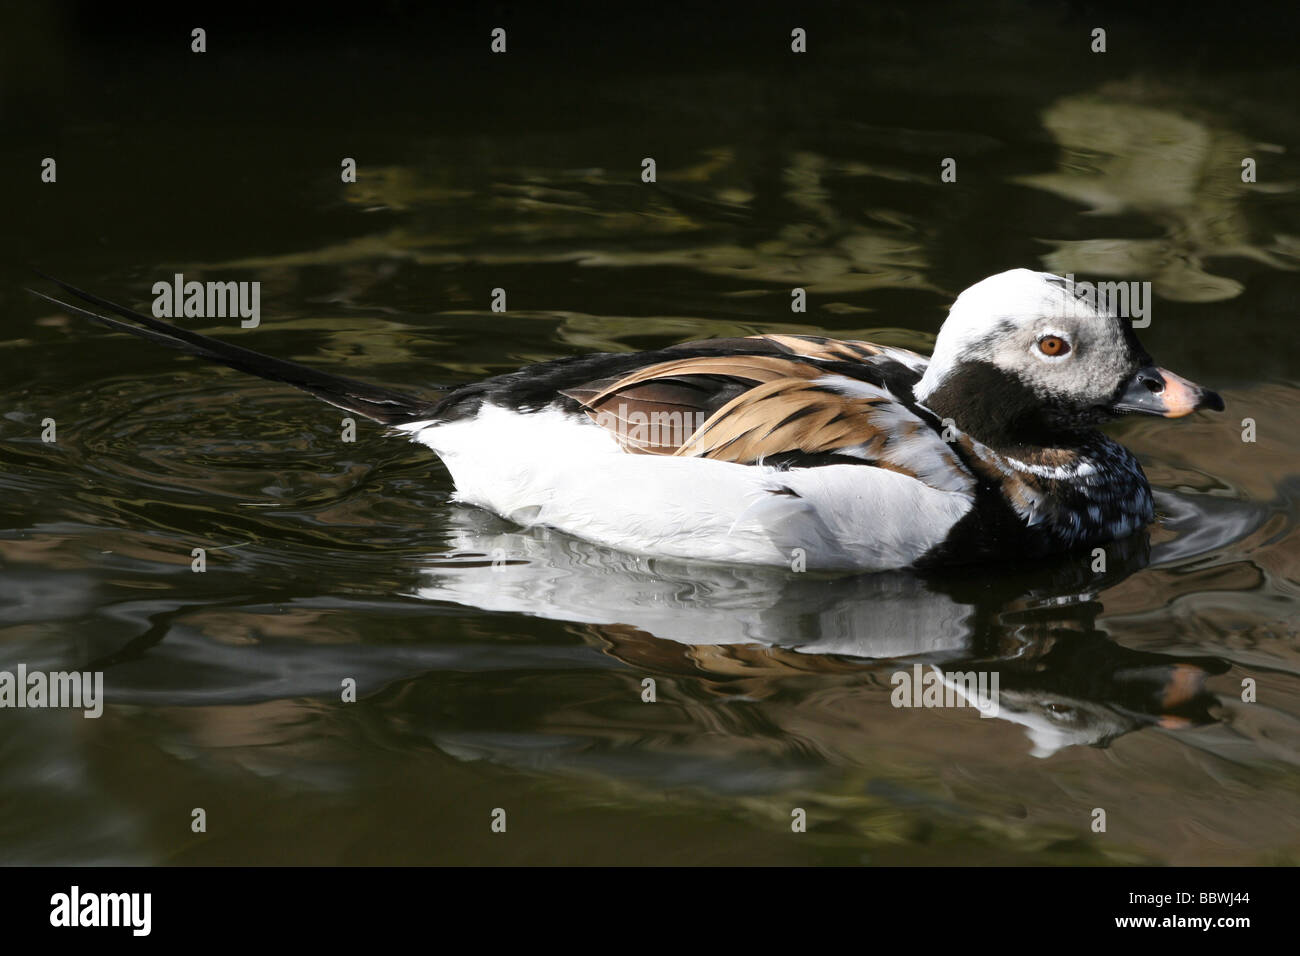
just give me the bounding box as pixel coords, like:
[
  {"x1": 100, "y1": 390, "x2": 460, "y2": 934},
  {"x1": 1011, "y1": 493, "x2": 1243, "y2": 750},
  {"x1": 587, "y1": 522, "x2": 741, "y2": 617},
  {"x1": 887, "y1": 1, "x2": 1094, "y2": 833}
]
[{"x1": 2, "y1": 9, "x2": 1299, "y2": 865}]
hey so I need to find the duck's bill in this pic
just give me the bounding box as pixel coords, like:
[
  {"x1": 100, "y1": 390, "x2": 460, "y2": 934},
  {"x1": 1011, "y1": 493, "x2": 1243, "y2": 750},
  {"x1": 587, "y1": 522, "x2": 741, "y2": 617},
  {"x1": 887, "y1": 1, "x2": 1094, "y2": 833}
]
[{"x1": 1112, "y1": 366, "x2": 1225, "y2": 418}]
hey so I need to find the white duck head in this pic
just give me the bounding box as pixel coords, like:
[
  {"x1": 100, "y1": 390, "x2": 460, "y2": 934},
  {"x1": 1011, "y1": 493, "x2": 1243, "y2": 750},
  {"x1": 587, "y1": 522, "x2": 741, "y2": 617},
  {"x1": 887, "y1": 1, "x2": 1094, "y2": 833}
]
[{"x1": 915, "y1": 269, "x2": 1223, "y2": 447}]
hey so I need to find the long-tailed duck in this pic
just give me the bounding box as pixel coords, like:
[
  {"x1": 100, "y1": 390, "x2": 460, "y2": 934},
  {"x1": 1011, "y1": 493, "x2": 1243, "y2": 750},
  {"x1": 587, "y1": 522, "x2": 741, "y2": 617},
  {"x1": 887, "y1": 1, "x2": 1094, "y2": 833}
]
[{"x1": 31, "y1": 269, "x2": 1222, "y2": 570}]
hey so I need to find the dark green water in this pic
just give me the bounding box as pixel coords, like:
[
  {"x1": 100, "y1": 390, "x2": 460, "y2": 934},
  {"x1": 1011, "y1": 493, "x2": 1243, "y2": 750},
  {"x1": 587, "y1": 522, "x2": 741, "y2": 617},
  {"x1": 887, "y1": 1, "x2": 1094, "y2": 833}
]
[{"x1": 2, "y1": 4, "x2": 1298, "y2": 864}]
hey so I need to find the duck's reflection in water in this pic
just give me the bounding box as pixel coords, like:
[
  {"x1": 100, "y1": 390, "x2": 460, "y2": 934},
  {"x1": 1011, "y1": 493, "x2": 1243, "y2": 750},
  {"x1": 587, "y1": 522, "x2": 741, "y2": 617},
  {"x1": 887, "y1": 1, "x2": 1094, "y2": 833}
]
[{"x1": 415, "y1": 489, "x2": 1262, "y2": 760}]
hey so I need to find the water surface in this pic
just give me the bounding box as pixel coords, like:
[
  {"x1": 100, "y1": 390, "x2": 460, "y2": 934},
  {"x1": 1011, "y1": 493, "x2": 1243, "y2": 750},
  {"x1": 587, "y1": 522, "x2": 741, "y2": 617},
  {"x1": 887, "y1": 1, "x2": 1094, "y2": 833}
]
[{"x1": 2, "y1": 5, "x2": 1298, "y2": 864}]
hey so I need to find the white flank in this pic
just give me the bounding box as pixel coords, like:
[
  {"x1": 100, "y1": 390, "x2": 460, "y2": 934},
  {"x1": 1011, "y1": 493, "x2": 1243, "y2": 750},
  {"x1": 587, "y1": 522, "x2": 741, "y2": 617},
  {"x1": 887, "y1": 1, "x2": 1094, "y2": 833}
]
[{"x1": 398, "y1": 404, "x2": 974, "y2": 570}]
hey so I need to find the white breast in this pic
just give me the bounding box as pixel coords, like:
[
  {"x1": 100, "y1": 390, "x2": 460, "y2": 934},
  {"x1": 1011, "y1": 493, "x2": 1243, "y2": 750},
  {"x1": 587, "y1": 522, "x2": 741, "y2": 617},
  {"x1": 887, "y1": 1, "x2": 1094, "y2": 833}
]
[{"x1": 398, "y1": 404, "x2": 974, "y2": 570}]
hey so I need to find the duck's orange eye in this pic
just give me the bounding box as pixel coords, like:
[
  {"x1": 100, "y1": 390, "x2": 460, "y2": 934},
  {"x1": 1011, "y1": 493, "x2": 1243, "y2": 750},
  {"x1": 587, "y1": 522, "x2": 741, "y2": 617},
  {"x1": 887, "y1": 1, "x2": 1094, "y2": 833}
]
[{"x1": 1038, "y1": 335, "x2": 1070, "y2": 357}]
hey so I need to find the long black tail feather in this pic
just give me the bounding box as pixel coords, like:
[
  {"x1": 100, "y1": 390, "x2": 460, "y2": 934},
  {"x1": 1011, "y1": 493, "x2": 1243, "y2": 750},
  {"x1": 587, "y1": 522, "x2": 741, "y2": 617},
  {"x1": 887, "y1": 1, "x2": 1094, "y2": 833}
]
[{"x1": 27, "y1": 274, "x2": 438, "y2": 425}]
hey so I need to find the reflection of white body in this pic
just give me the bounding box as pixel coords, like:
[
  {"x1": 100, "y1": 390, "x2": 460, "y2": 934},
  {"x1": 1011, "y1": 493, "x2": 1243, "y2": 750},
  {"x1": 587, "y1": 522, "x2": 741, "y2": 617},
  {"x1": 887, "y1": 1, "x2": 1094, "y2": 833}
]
[
  {"x1": 414, "y1": 488, "x2": 1262, "y2": 758},
  {"x1": 414, "y1": 490, "x2": 1247, "y2": 654},
  {"x1": 411, "y1": 520, "x2": 1123, "y2": 758},
  {"x1": 414, "y1": 513, "x2": 973, "y2": 657}
]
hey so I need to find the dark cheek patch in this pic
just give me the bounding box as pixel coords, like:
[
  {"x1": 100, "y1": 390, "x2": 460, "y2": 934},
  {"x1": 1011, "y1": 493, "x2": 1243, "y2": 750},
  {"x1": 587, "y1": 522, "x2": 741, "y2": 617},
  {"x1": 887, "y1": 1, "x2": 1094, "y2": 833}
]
[{"x1": 922, "y1": 359, "x2": 1065, "y2": 446}]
